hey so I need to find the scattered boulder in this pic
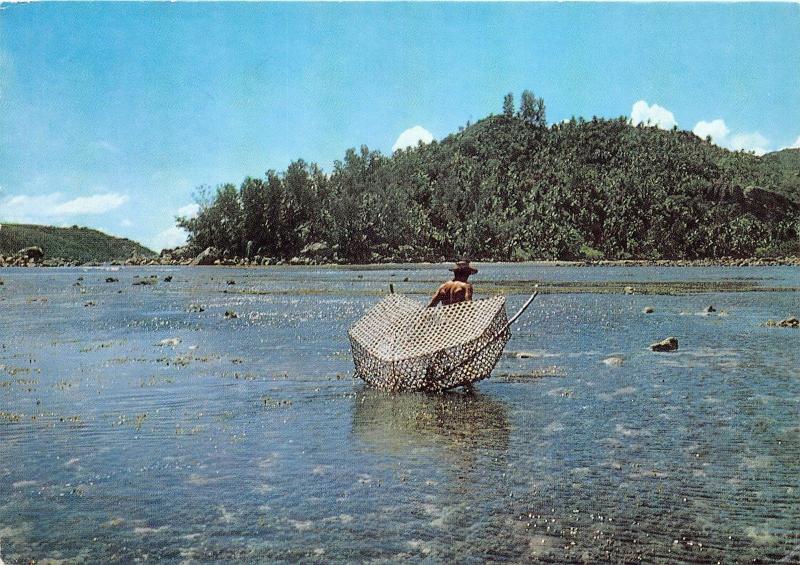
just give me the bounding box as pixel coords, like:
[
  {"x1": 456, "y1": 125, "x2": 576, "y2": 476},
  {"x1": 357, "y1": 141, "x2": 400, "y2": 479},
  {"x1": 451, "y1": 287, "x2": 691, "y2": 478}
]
[
  {"x1": 766, "y1": 317, "x2": 799, "y2": 328},
  {"x1": 602, "y1": 355, "x2": 625, "y2": 367},
  {"x1": 190, "y1": 247, "x2": 221, "y2": 266},
  {"x1": 105, "y1": 277, "x2": 119, "y2": 283},
  {"x1": 163, "y1": 276, "x2": 173, "y2": 282},
  {"x1": 16, "y1": 246, "x2": 44, "y2": 262},
  {"x1": 624, "y1": 286, "x2": 635, "y2": 295},
  {"x1": 84, "y1": 301, "x2": 96, "y2": 307},
  {"x1": 187, "y1": 304, "x2": 205, "y2": 313},
  {"x1": 224, "y1": 310, "x2": 238, "y2": 319},
  {"x1": 160, "y1": 245, "x2": 192, "y2": 260},
  {"x1": 157, "y1": 337, "x2": 181, "y2": 347},
  {"x1": 650, "y1": 337, "x2": 679, "y2": 352},
  {"x1": 300, "y1": 242, "x2": 329, "y2": 256},
  {"x1": 642, "y1": 306, "x2": 654, "y2": 314},
  {"x1": 132, "y1": 276, "x2": 157, "y2": 286},
  {"x1": 704, "y1": 305, "x2": 716, "y2": 313},
  {"x1": 226, "y1": 279, "x2": 236, "y2": 285}
]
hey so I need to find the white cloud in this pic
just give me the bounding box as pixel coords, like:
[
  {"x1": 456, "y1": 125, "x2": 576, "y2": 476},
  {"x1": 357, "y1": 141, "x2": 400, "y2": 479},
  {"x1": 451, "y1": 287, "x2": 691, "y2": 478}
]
[
  {"x1": 692, "y1": 117, "x2": 771, "y2": 155},
  {"x1": 630, "y1": 100, "x2": 677, "y2": 130},
  {"x1": 692, "y1": 119, "x2": 730, "y2": 143},
  {"x1": 392, "y1": 126, "x2": 434, "y2": 152},
  {"x1": 728, "y1": 132, "x2": 770, "y2": 156},
  {"x1": 120, "y1": 218, "x2": 133, "y2": 227},
  {"x1": 52, "y1": 193, "x2": 129, "y2": 215},
  {"x1": 0, "y1": 192, "x2": 129, "y2": 223},
  {"x1": 150, "y1": 226, "x2": 188, "y2": 252},
  {"x1": 177, "y1": 203, "x2": 199, "y2": 218},
  {"x1": 789, "y1": 135, "x2": 800, "y2": 149}
]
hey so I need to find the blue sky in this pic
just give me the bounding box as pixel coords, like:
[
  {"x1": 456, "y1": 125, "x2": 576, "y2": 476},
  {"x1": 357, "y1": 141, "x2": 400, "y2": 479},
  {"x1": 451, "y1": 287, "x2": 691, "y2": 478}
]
[{"x1": 1, "y1": 2, "x2": 799, "y2": 250}]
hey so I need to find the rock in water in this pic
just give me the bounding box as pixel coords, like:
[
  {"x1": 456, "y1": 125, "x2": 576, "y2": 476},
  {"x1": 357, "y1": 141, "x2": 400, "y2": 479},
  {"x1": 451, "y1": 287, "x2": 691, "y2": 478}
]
[
  {"x1": 766, "y1": 317, "x2": 799, "y2": 328},
  {"x1": 105, "y1": 277, "x2": 119, "y2": 283},
  {"x1": 642, "y1": 306, "x2": 655, "y2": 314},
  {"x1": 157, "y1": 337, "x2": 181, "y2": 347},
  {"x1": 624, "y1": 286, "x2": 635, "y2": 295},
  {"x1": 190, "y1": 246, "x2": 221, "y2": 266},
  {"x1": 704, "y1": 305, "x2": 716, "y2": 313},
  {"x1": 650, "y1": 337, "x2": 679, "y2": 352},
  {"x1": 602, "y1": 355, "x2": 625, "y2": 367}
]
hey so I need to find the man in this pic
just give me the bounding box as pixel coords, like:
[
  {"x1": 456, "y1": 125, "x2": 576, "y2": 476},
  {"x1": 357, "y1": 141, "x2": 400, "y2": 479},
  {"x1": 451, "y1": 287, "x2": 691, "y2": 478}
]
[{"x1": 428, "y1": 260, "x2": 478, "y2": 307}]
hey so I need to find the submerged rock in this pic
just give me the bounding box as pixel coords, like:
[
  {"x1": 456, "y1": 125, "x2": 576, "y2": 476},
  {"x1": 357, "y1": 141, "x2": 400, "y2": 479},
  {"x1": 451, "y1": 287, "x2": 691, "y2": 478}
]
[
  {"x1": 650, "y1": 337, "x2": 679, "y2": 352},
  {"x1": 157, "y1": 337, "x2": 181, "y2": 347},
  {"x1": 642, "y1": 306, "x2": 655, "y2": 314},
  {"x1": 602, "y1": 355, "x2": 625, "y2": 367},
  {"x1": 704, "y1": 305, "x2": 716, "y2": 313},
  {"x1": 766, "y1": 317, "x2": 799, "y2": 328},
  {"x1": 224, "y1": 310, "x2": 238, "y2": 319},
  {"x1": 105, "y1": 277, "x2": 119, "y2": 283},
  {"x1": 163, "y1": 275, "x2": 173, "y2": 282}
]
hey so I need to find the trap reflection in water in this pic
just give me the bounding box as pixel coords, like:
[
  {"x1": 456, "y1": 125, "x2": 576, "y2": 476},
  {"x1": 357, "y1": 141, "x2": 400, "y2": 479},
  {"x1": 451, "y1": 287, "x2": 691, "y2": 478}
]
[{"x1": 352, "y1": 389, "x2": 510, "y2": 457}]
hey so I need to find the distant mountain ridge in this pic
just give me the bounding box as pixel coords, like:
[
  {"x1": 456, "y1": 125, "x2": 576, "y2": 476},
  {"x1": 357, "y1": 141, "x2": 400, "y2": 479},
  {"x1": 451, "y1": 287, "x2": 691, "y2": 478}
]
[{"x1": 0, "y1": 223, "x2": 155, "y2": 263}]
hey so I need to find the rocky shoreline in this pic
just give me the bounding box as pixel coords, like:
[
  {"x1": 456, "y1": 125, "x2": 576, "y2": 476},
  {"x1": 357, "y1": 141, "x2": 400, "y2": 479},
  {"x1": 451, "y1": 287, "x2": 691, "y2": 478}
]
[{"x1": 2, "y1": 244, "x2": 800, "y2": 268}]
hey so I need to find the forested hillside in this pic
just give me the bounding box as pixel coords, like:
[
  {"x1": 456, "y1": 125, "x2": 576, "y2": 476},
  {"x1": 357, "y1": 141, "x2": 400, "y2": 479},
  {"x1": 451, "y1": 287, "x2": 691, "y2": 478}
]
[
  {"x1": 178, "y1": 92, "x2": 800, "y2": 262},
  {"x1": 0, "y1": 224, "x2": 155, "y2": 263}
]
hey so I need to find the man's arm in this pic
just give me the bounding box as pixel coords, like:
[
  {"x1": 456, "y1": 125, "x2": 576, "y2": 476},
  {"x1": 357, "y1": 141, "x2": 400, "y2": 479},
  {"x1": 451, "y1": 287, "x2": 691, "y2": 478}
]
[{"x1": 428, "y1": 285, "x2": 444, "y2": 307}]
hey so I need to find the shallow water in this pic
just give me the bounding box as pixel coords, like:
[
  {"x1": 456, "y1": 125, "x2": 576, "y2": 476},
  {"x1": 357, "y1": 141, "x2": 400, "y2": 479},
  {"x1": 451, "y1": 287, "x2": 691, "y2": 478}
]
[{"x1": 1, "y1": 264, "x2": 798, "y2": 563}]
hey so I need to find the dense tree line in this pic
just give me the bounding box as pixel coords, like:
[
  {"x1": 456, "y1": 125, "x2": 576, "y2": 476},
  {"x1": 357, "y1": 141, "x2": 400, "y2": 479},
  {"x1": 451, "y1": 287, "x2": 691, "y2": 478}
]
[{"x1": 176, "y1": 92, "x2": 800, "y2": 262}]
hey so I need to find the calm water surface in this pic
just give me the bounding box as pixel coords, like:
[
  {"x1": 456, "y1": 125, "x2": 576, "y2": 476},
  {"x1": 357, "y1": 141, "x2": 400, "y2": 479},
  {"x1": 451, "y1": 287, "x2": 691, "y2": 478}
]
[{"x1": 1, "y1": 264, "x2": 798, "y2": 563}]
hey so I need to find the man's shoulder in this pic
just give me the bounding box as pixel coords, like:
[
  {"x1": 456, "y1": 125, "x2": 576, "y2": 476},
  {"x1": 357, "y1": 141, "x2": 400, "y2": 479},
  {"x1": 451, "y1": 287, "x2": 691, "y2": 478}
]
[{"x1": 441, "y1": 280, "x2": 472, "y2": 290}]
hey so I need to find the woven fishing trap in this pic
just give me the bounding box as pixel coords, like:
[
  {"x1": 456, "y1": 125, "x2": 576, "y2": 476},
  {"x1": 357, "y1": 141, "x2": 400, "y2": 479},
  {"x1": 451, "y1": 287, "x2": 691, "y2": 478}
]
[{"x1": 348, "y1": 294, "x2": 510, "y2": 391}]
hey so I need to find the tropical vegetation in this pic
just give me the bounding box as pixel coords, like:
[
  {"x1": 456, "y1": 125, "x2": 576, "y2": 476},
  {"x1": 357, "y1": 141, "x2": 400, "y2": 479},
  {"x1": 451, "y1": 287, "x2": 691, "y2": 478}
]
[{"x1": 177, "y1": 90, "x2": 800, "y2": 262}]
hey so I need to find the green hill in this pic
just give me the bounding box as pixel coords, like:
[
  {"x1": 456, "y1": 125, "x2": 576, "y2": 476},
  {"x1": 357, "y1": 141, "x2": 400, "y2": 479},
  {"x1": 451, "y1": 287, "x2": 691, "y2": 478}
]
[
  {"x1": 0, "y1": 223, "x2": 155, "y2": 263},
  {"x1": 177, "y1": 101, "x2": 800, "y2": 262},
  {"x1": 760, "y1": 148, "x2": 800, "y2": 203}
]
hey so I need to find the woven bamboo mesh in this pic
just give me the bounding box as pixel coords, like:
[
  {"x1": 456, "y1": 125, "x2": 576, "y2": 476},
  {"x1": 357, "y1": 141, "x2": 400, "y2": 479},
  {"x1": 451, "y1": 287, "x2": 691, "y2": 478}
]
[{"x1": 349, "y1": 294, "x2": 510, "y2": 391}]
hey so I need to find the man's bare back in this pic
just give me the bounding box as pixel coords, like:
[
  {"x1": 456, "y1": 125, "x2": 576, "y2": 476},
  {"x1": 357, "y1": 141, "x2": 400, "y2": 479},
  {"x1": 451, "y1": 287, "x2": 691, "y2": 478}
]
[
  {"x1": 428, "y1": 280, "x2": 473, "y2": 307},
  {"x1": 428, "y1": 260, "x2": 478, "y2": 307}
]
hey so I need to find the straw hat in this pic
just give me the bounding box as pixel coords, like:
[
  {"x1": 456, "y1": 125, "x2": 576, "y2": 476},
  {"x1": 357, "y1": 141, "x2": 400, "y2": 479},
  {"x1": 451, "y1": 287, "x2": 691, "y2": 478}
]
[{"x1": 449, "y1": 260, "x2": 478, "y2": 275}]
